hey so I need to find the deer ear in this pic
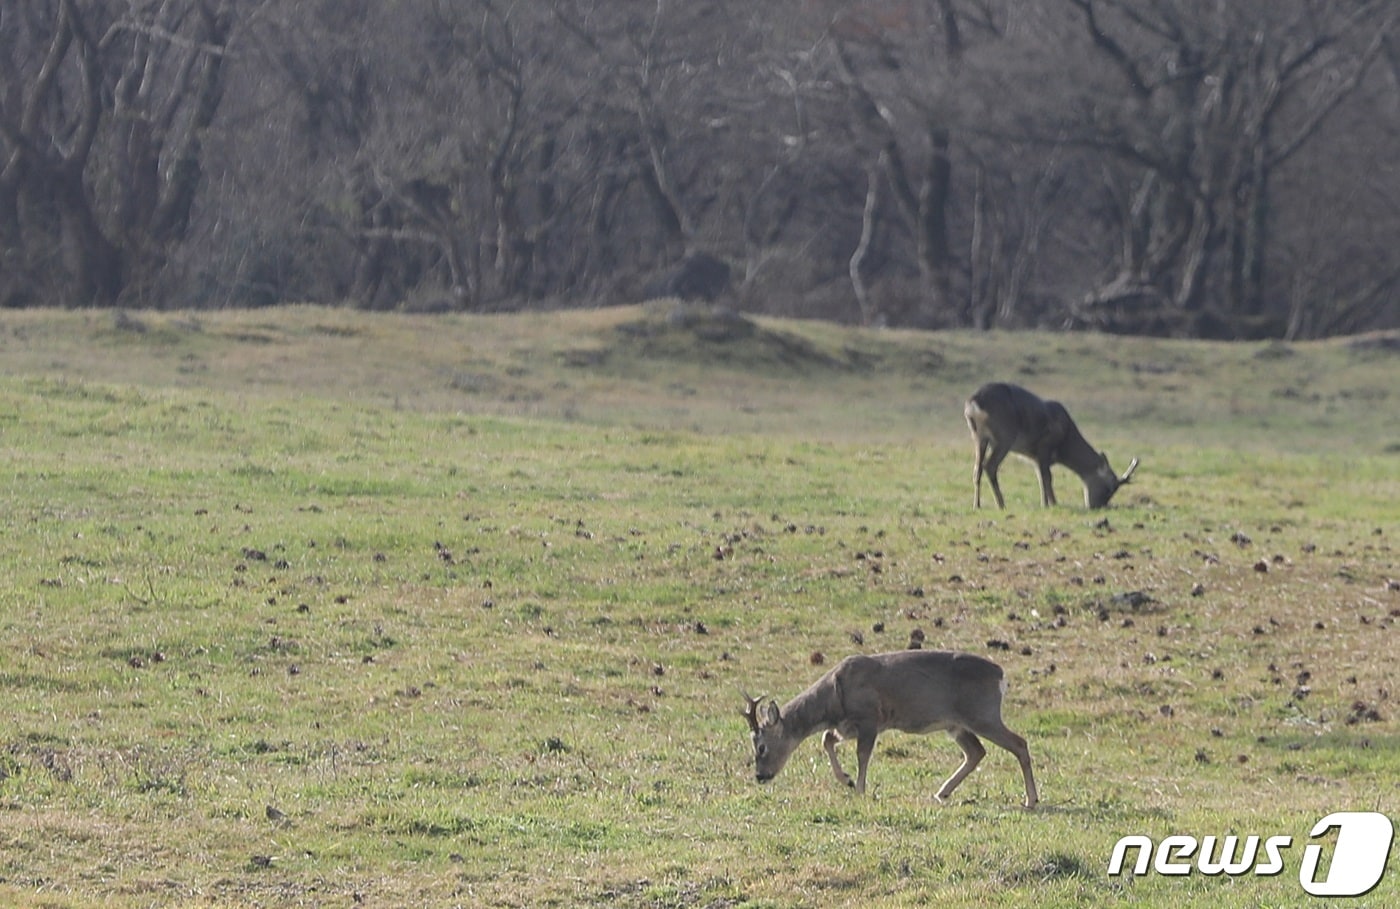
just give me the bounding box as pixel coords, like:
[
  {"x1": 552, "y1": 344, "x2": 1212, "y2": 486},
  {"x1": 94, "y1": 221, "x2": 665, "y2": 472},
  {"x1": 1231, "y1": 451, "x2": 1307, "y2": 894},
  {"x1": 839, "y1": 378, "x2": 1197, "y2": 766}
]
[{"x1": 764, "y1": 701, "x2": 781, "y2": 726}]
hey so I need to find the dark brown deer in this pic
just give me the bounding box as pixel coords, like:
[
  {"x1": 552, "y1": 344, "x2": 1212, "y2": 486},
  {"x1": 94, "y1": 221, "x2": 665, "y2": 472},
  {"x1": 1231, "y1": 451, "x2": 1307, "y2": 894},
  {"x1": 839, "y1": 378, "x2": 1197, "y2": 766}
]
[
  {"x1": 744, "y1": 650, "x2": 1038, "y2": 808},
  {"x1": 964, "y1": 382, "x2": 1138, "y2": 509}
]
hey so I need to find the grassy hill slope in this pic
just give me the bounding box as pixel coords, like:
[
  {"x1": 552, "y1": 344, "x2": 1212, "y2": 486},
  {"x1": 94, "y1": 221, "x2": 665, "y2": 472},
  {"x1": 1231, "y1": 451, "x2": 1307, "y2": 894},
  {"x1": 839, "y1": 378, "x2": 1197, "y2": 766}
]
[{"x1": 2, "y1": 303, "x2": 1396, "y2": 449}]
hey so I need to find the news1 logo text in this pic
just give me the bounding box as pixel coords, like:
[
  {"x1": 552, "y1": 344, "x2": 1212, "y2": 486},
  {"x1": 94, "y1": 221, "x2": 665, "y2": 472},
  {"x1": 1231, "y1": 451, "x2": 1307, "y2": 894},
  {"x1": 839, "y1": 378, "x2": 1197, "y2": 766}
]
[{"x1": 1108, "y1": 812, "x2": 1393, "y2": 897}]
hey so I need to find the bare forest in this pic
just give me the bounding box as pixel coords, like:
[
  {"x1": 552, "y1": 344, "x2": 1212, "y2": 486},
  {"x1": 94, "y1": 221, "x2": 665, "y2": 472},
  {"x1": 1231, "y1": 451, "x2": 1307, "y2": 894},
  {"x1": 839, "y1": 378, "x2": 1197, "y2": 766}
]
[{"x1": 2, "y1": 0, "x2": 1397, "y2": 338}]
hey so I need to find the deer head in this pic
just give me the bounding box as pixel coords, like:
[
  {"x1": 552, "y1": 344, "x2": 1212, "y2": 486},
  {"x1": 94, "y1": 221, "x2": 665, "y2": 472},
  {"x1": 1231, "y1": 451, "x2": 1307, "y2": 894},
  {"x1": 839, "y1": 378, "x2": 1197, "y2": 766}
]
[
  {"x1": 743, "y1": 692, "x2": 797, "y2": 783},
  {"x1": 1086, "y1": 454, "x2": 1139, "y2": 508}
]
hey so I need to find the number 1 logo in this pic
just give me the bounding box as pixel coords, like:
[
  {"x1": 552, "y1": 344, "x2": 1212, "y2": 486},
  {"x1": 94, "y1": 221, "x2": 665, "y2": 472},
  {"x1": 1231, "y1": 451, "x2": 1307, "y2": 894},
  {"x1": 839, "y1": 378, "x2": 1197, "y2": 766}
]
[{"x1": 1299, "y1": 812, "x2": 1394, "y2": 897}]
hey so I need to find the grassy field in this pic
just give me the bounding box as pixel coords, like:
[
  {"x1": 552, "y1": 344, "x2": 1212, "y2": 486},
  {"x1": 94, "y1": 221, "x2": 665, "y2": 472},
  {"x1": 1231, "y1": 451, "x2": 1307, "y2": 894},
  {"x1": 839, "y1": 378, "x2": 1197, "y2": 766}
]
[{"x1": 0, "y1": 304, "x2": 1396, "y2": 908}]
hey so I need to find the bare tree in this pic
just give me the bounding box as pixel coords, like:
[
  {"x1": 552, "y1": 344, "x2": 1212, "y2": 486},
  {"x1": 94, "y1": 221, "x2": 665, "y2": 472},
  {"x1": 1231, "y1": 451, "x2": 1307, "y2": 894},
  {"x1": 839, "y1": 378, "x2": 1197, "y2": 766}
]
[
  {"x1": 0, "y1": 0, "x2": 234, "y2": 307},
  {"x1": 808, "y1": 0, "x2": 976, "y2": 326},
  {"x1": 555, "y1": 2, "x2": 777, "y2": 269},
  {"x1": 1047, "y1": 0, "x2": 1395, "y2": 336}
]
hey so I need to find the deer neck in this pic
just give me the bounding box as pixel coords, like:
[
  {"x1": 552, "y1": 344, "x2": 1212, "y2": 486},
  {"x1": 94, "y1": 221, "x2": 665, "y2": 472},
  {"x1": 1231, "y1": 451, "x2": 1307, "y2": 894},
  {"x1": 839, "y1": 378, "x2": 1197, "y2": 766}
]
[
  {"x1": 778, "y1": 674, "x2": 843, "y2": 744},
  {"x1": 1054, "y1": 423, "x2": 1102, "y2": 479},
  {"x1": 1055, "y1": 423, "x2": 1119, "y2": 505}
]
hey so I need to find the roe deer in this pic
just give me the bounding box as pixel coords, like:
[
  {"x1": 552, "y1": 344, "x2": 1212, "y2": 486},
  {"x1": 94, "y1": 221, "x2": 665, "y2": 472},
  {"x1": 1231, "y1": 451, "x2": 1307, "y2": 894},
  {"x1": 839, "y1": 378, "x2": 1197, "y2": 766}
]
[
  {"x1": 743, "y1": 649, "x2": 1038, "y2": 808},
  {"x1": 964, "y1": 382, "x2": 1138, "y2": 509}
]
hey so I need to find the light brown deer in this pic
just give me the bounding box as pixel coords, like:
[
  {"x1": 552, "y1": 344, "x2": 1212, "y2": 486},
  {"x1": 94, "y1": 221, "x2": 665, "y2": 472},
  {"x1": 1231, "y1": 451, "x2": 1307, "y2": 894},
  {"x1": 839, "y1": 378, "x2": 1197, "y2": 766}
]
[
  {"x1": 964, "y1": 382, "x2": 1138, "y2": 509},
  {"x1": 743, "y1": 650, "x2": 1038, "y2": 808}
]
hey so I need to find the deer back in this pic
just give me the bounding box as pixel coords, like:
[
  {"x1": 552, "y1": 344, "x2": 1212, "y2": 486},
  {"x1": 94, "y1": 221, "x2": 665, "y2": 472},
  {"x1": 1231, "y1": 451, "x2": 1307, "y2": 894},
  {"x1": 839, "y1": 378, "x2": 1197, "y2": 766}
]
[
  {"x1": 966, "y1": 383, "x2": 1070, "y2": 463},
  {"x1": 831, "y1": 650, "x2": 1006, "y2": 735}
]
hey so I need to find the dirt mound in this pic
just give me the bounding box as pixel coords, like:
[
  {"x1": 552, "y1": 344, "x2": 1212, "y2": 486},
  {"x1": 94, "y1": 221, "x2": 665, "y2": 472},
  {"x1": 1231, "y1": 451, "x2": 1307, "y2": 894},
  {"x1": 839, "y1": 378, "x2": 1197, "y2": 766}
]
[{"x1": 614, "y1": 302, "x2": 846, "y2": 371}]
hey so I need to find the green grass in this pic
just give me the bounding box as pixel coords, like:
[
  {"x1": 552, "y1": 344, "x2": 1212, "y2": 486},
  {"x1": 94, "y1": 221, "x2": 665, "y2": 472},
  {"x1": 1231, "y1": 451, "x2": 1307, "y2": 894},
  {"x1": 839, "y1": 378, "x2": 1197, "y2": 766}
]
[{"x1": 0, "y1": 305, "x2": 1396, "y2": 907}]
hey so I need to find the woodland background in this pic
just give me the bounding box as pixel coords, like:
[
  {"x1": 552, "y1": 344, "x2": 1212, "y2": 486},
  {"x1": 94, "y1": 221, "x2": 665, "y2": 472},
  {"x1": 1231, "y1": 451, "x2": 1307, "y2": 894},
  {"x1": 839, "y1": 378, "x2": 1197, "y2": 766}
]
[{"x1": 2, "y1": 0, "x2": 1397, "y2": 338}]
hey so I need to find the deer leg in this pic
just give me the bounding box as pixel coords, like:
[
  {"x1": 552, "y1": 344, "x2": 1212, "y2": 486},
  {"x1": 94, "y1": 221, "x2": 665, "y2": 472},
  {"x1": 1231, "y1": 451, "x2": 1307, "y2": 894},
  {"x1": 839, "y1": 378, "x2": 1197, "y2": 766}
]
[
  {"x1": 1036, "y1": 461, "x2": 1056, "y2": 507},
  {"x1": 977, "y1": 723, "x2": 1039, "y2": 809},
  {"x1": 972, "y1": 437, "x2": 989, "y2": 508},
  {"x1": 936, "y1": 729, "x2": 986, "y2": 802},
  {"x1": 982, "y1": 446, "x2": 1010, "y2": 509},
  {"x1": 822, "y1": 730, "x2": 854, "y2": 788},
  {"x1": 853, "y1": 731, "x2": 877, "y2": 794}
]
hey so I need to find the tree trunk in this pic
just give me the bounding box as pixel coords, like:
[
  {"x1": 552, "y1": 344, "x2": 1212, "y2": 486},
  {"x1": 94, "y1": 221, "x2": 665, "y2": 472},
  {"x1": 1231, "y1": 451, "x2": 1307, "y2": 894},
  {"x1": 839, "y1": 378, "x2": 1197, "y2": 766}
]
[
  {"x1": 850, "y1": 153, "x2": 883, "y2": 325},
  {"x1": 55, "y1": 163, "x2": 124, "y2": 305},
  {"x1": 914, "y1": 125, "x2": 953, "y2": 324}
]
